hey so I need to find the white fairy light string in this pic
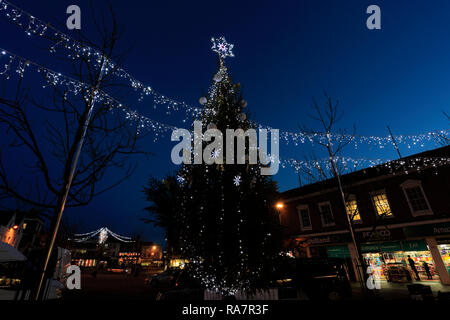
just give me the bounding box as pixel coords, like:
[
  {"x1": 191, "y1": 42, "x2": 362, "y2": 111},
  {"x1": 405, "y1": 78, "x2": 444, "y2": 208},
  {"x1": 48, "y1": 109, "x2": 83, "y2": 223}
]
[
  {"x1": 0, "y1": 48, "x2": 177, "y2": 139},
  {"x1": 281, "y1": 156, "x2": 450, "y2": 176},
  {"x1": 71, "y1": 227, "x2": 133, "y2": 244},
  {"x1": 1, "y1": 0, "x2": 447, "y2": 149},
  {"x1": 1, "y1": 46, "x2": 449, "y2": 179},
  {"x1": 0, "y1": 0, "x2": 200, "y2": 119}
]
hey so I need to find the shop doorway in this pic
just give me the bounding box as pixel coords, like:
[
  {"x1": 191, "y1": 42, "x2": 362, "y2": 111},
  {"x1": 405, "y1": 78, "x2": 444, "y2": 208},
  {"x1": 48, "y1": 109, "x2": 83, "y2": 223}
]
[
  {"x1": 438, "y1": 243, "x2": 450, "y2": 276},
  {"x1": 363, "y1": 250, "x2": 439, "y2": 282}
]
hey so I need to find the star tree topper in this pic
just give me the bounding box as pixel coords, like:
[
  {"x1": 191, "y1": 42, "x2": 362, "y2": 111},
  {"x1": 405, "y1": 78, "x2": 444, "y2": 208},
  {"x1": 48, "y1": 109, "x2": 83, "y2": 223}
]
[{"x1": 211, "y1": 36, "x2": 235, "y2": 60}]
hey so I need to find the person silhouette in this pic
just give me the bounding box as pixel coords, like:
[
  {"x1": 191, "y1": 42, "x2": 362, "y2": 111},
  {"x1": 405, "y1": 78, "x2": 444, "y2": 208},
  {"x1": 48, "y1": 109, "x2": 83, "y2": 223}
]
[
  {"x1": 422, "y1": 261, "x2": 432, "y2": 280},
  {"x1": 407, "y1": 255, "x2": 420, "y2": 281}
]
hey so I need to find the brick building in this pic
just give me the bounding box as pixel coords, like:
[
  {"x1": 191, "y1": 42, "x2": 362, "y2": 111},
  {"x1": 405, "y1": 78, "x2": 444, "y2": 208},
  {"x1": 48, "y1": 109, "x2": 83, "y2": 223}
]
[{"x1": 279, "y1": 146, "x2": 450, "y2": 285}]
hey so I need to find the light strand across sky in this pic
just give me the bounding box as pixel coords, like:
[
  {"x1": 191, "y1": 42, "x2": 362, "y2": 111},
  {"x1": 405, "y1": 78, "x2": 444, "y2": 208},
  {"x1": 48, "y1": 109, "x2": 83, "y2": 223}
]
[{"x1": 0, "y1": 0, "x2": 448, "y2": 149}]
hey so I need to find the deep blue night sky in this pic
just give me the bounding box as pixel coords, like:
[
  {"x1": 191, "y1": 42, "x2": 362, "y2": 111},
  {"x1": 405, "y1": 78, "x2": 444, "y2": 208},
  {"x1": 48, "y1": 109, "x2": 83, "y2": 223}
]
[{"x1": 1, "y1": 0, "x2": 449, "y2": 244}]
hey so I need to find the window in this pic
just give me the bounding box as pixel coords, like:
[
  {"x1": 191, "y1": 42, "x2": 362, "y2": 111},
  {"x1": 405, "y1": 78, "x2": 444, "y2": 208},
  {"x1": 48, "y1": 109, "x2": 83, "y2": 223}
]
[
  {"x1": 401, "y1": 180, "x2": 432, "y2": 216},
  {"x1": 345, "y1": 198, "x2": 362, "y2": 223},
  {"x1": 319, "y1": 202, "x2": 335, "y2": 226},
  {"x1": 297, "y1": 205, "x2": 312, "y2": 231},
  {"x1": 371, "y1": 191, "x2": 393, "y2": 217}
]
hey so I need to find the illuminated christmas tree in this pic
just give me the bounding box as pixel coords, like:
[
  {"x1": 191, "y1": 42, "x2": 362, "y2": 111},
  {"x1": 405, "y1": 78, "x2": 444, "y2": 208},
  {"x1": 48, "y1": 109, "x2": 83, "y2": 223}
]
[{"x1": 145, "y1": 37, "x2": 282, "y2": 296}]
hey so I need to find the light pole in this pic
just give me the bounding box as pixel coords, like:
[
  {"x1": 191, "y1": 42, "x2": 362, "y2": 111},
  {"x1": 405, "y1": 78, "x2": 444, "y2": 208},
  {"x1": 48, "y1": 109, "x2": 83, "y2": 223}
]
[{"x1": 34, "y1": 60, "x2": 107, "y2": 300}]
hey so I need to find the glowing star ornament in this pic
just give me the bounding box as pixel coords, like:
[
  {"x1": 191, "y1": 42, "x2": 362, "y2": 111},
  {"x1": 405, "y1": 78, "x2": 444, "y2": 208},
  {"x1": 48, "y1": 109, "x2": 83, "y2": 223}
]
[
  {"x1": 211, "y1": 36, "x2": 235, "y2": 60},
  {"x1": 212, "y1": 149, "x2": 221, "y2": 159},
  {"x1": 233, "y1": 175, "x2": 242, "y2": 186},
  {"x1": 177, "y1": 175, "x2": 185, "y2": 184}
]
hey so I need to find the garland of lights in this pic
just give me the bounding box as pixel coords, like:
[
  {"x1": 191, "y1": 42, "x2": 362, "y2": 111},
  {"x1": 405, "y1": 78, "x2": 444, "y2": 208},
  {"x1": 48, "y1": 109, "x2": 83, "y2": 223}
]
[
  {"x1": 71, "y1": 227, "x2": 133, "y2": 244},
  {"x1": 0, "y1": 48, "x2": 176, "y2": 140},
  {"x1": 1, "y1": 47, "x2": 449, "y2": 179},
  {"x1": 0, "y1": 0, "x2": 199, "y2": 119},
  {"x1": 1, "y1": 0, "x2": 448, "y2": 149},
  {"x1": 1, "y1": 47, "x2": 449, "y2": 178},
  {"x1": 281, "y1": 156, "x2": 450, "y2": 177}
]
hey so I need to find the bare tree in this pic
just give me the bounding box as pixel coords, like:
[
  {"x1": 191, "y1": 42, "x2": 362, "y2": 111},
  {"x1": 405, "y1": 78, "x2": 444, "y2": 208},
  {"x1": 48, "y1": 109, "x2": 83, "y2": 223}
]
[
  {"x1": 433, "y1": 111, "x2": 449, "y2": 146},
  {"x1": 298, "y1": 94, "x2": 369, "y2": 291},
  {"x1": 0, "y1": 7, "x2": 149, "y2": 298}
]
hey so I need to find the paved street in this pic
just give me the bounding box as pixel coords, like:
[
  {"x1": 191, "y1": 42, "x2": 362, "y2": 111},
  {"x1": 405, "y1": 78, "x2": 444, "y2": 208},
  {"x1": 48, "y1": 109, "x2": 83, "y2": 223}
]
[
  {"x1": 62, "y1": 272, "x2": 450, "y2": 301},
  {"x1": 350, "y1": 280, "x2": 450, "y2": 300},
  {"x1": 63, "y1": 273, "x2": 161, "y2": 300}
]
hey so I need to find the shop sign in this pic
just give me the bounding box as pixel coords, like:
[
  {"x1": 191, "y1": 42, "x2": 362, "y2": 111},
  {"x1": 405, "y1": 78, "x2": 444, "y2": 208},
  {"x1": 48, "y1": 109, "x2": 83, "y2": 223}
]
[
  {"x1": 328, "y1": 240, "x2": 429, "y2": 258},
  {"x1": 403, "y1": 222, "x2": 450, "y2": 237},
  {"x1": 361, "y1": 240, "x2": 428, "y2": 253},
  {"x1": 402, "y1": 240, "x2": 428, "y2": 251},
  {"x1": 437, "y1": 237, "x2": 450, "y2": 245},
  {"x1": 327, "y1": 245, "x2": 350, "y2": 258},
  {"x1": 357, "y1": 227, "x2": 405, "y2": 242},
  {"x1": 306, "y1": 233, "x2": 350, "y2": 245},
  {"x1": 361, "y1": 241, "x2": 402, "y2": 253},
  {"x1": 379, "y1": 241, "x2": 402, "y2": 252},
  {"x1": 361, "y1": 243, "x2": 380, "y2": 253},
  {"x1": 360, "y1": 229, "x2": 391, "y2": 241}
]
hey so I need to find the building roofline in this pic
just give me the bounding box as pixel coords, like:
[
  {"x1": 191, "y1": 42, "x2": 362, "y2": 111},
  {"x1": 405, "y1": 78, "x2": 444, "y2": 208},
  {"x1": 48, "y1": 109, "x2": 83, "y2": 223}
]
[{"x1": 280, "y1": 145, "x2": 450, "y2": 201}]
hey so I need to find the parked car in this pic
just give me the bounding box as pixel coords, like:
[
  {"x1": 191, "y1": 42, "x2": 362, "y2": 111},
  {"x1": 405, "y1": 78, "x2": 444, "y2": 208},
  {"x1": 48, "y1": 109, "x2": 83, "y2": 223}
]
[
  {"x1": 145, "y1": 268, "x2": 181, "y2": 287},
  {"x1": 156, "y1": 267, "x2": 204, "y2": 300},
  {"x1": 172, "y1": 268, "x2": 203, "y2": 290},
  {"x1": 106, "y1": 268, "x2": 130, "y2": 274},
  {"x1": 271, "y1": 257, "x2": 352, "y2": 301}
]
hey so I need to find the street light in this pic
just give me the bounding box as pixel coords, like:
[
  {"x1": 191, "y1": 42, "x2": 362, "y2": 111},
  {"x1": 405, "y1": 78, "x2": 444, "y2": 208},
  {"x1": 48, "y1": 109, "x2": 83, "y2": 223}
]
[{"x1": 275, "y1": 202, "x2": 284, "y2": 209}]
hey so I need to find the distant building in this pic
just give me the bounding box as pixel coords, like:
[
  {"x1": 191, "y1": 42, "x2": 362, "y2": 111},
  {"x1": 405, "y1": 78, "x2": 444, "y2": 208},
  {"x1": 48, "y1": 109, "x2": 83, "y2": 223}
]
[
  {"x1": 0, "y1": 211, "x2": 25, "y2": 248},
  {"x1": 140, "y1": 242, "x2": 163, "y2": 267},
  {"x1": 279, "y1": 146, "x2": 450, "y2": 285},
  {"x1": 19, "y1": 216, "x2": 45, "y2": 251},
  {"x1": 70, "y1": 239, "x2": 122, "y2": 268}
]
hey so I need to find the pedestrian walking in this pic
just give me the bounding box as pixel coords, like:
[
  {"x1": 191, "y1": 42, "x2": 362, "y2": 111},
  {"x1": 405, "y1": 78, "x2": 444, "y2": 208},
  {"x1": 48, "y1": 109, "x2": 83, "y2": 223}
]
[
  {"x1": 422, "y1": 261, "x2": 433, "y2": 280},
  {"x1": 407, "y1": 255, "x2": 420, "y2": 281}
]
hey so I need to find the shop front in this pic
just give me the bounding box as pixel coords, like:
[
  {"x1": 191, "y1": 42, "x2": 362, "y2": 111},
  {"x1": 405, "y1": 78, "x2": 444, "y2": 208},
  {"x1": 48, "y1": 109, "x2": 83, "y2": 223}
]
[
  {"x1": 327, "y1": 240, "x2": 439, "y2": 283},
  {"x1": 302, "y1": 223, "x2": 450, "y2": 285},
  {"x1": 403, "y1": 221, "x2": 450, "y2": 285},
  {"x1": 437, "y1": 240, "x2": 450, "y2": 275},
  {"x1": 360, "y1": 240, "x2": 438, "y2": 282}
]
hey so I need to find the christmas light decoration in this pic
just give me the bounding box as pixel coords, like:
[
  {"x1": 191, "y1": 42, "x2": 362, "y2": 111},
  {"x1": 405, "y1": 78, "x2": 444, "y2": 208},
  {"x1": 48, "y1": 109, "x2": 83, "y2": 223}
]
[
  {"x1": 1, "y1": 48, "x2": 447, "y2": 179},
  {"x1": 71, "y1": 227, "x2": 133, "y2": 244},
  {"x1": 1, "y1": 1, "x2": 447, "y2": 150},
  {"x1": 0, "y1": 0, "x2": 199, "y2": 118},
  {"x1": 211, "y1": 36, "x2": 235, "y2": 60},
  {"x1": 0, "y1": 48, "x2": 177, "y2": 139}
]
